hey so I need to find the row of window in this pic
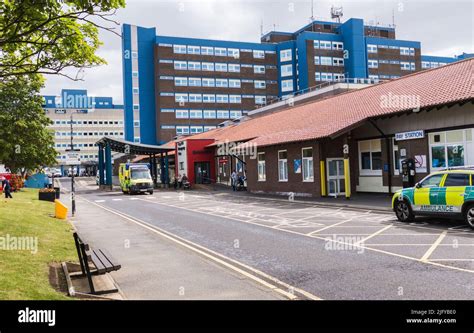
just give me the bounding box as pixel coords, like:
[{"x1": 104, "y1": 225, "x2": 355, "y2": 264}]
[
  {"x1": 55, "y1": 143, "x2": 96, "y2": 148},
  {"x1": 368, "y1": 59, "x2": 416, "y2": 70},
  {"x1": 159, "y1": 125, "x2": 216, "y2": 135},
  {"x1": 421, "y1": 61, "x2": 448, "y2": 69},
  {"x1": 313, "y1": 40, "x2": 344, "y2": 50},
  {"x1": 54, "y1": 131, "x2": 123, "y2": 137},
  {"x1": 258, "y1": 147, "x2": 314, "y2": 182},
  {"x1": 173, "y1": 77, "x2": 269, "y2": 89},
  {"x1": 52, "y1": 120, "x2": 123, "y2": 126},
  {"x1": 314, "y1": 56, "x2": 344, "y2": 67},
  {"x1": 315, "y1": 72, "x2": 345, "y2": 82},
  {"x1": 368, "y1": 74, "x2": 399, "y2": 80},
  {"x1": 170, "y1": 44, "x2": 275, "y2": 59},
  {"x1": 57, "y1": 154, "x2": 98, "y2": 160},
  {"x1": 161, "y1": 92, "x2": 268, "y2": 105},
  {"x1": 163, "y1": 59, "x2": 278, "y2": 73},
  {"x1": 174, "y1": 109, "x2": 243, "y2": 119},
  {"x1": 367, "y1": 44, "x2": 416, "y2": 55}
]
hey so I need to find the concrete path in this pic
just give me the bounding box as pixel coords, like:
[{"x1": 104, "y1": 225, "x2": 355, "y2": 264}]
[{"x1": 64, "y1": 184, "x2": 285, "y2": 300}]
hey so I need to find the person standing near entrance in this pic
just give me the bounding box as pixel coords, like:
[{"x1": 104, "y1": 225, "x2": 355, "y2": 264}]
[
  {"x1": 231, "y1": 170, "x2": 237, "y2": 191},
  {"x1": 2, "y1": 177, "x2": 13, "y2": 199}
]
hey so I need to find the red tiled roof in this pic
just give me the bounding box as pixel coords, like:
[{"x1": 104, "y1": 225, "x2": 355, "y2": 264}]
[{"x1": 191, "y1": 58, "x2": 474, "y2": 147}]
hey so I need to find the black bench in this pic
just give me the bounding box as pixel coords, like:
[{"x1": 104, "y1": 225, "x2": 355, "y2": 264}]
[{"x1": 73, "y1": 232, "x2": 121, "y2": 295}]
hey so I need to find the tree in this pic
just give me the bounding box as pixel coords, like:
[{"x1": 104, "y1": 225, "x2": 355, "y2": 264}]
[
  {"x1": 0, "y1": 0, "x2": 125, "y2": 79},
  {"x1": 0, "y1": 74, "x2": 57, "y2": 172}
]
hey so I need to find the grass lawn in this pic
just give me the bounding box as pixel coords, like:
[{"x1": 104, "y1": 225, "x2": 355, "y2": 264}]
[{"x1": 0, "y1": 188, "x2": 76, "y2": 300}]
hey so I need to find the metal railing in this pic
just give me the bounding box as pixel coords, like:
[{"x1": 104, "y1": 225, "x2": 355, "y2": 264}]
[{"x1": 258, "y1": 77, "x2": 384, "y2": 108}]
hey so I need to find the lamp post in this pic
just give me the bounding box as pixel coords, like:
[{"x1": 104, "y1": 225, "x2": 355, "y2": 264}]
[{"x1": 65, "y1": 113, "x2": 80, "y2": 216}]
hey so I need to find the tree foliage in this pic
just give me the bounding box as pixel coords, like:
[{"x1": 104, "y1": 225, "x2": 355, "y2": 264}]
[
  {"x1": 0, "y1": 74, "x2": 57, "y2": 172},
  {"x1": 0, "y1": 0, "x2": 126, "y2": 79}
]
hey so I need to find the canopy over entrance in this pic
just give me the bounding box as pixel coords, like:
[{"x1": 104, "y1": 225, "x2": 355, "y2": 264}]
[{"x1": 95, "y1": 137, "x2": 175, "y2": 189}]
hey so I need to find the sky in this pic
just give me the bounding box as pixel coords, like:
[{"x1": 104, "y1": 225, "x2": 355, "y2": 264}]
[{"x1": 40, "y1": 0, "x2": 474, "y2": 104}]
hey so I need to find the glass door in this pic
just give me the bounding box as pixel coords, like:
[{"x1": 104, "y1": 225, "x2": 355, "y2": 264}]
[{"x1": 327, "y1": 159, "x2": 345, "y2": 197}]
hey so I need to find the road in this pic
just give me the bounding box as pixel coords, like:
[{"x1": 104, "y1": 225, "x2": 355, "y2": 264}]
[{"x1": 59, "y1": 177, "x2": 474, "y2": 300}]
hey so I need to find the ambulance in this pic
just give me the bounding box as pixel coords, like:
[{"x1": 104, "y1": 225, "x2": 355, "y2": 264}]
[
  {"x1": 392, "y1": 168, "x2": 474, "y2": 228},
  {"x1": 119, "y1": 163, "x2": 154, "y2": 195}
]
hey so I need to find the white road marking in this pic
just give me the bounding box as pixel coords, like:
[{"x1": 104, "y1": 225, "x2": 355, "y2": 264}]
[
  {"x1": 429, "y1": 259, "x2": 474, "y2": 262},
  {"x1": 130, "y1": 198, "x2": 139, "y2": 200},
  {"x1": 354, "y1": 225, "x2": 393, "y2": 246},
  {"x1": 306, "y1": 218, "x2": 354, "y2": 235},
  {"x1": 421, "y1": 231, "x2": 448, "y2": 262},
  {"x1": 80, "y1": 196, "x2": 320, "y2": 300},
  {"x1": 94, "y1": 199, "x2": 105, "y2": 203},
  {"x1": 112, "y1": 198, "x2": 123, "y2": 201}
]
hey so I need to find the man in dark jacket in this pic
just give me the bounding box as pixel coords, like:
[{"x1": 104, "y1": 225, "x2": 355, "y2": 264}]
[{"x1": 2, "y1": 178, "x2": 13, "y2": 199}]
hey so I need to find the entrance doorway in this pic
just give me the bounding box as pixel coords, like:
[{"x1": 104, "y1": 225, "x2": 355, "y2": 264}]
[
  {"x1": 327, "y1": 158, "x2": 345, "y2": 197},
  {"x1": 194, "y1": 162, "x2": 211, "y2": 184}
]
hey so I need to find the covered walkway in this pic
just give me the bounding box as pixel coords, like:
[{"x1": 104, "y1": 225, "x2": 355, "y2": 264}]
[{"x1": 95, "y1": 137, "x2": 175, "y2": 189}]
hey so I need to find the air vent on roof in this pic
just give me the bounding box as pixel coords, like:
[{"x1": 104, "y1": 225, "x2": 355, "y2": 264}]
[
  {"x1": 232, "y1": 116, "x2": 250, "y2": 124},
  {"x1": 218, "y1": 120, "x2": 233, "y2": 128}
]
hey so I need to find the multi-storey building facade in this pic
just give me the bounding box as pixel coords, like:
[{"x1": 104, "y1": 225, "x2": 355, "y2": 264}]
[
  {"x1": 43, "y1": 89, "x2": 124, "y2": 166},
  {"x1": 122, "y1": 18, "x2": 471, "y2": 145}
]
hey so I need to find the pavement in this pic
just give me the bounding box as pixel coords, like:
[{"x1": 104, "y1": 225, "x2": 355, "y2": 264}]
[{"x1": 59, "y1": 177, "x2": 474, "y2": 300}]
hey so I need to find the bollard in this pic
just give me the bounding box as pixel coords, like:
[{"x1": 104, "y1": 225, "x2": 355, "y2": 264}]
[{"x1": 55, "y1": 199, "x2": 68, "y2": 219}]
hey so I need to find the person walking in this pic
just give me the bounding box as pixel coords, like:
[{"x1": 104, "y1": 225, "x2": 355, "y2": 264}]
[
  {"x1": 2, "y1": 177, "x2": 13, "y2": 199},
  {"x1": 231, "y1": 170, "x2": 237, "y2": 191}
]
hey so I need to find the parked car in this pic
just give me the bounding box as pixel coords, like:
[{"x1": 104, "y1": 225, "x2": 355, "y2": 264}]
[{"x1": 392, "y1": 169, "x2": 474, "y2": 228}]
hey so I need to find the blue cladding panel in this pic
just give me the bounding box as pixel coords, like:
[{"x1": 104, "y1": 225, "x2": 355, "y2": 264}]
[
  {"x1": 421, "y1": 55, "x2": 457, "y2": 63},
  {"x1": 122, "y1": 24, "x2": 134, "y2": 142},
  {"x1": 365, "y1": 36, "x2": 421, "y2": 49},
  {"x1": 340, "y1": 18, "x2": 367, "y2": 79},
  {"x1": 155, "y1": 35, "x2": 276, "y2": 51},
  {"x1": 137, "y1": 26, "x2": 157, "y2": 145}
]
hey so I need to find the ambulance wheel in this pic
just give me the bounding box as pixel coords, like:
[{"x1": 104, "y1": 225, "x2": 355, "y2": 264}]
[
  {"x1": 148, "y1": 190, "x2": 153, "y2": 195},
  {"x1": 394, "y1": 200, "x2": 414, "y2": 223},
  {"x1": 464, "y1": 204, "x2": 474, "y2": 229}
]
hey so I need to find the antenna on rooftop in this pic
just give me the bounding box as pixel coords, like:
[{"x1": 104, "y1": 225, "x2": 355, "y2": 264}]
[
  {"x1": 391, "y1": 8, "x2": 396, "y2": 29},
  {"x1": 331, "y1": 6, "x2": 343, "y2": 23},
  {"x1": 260, "y1": 18, "x2": 263, "y2": 36}
]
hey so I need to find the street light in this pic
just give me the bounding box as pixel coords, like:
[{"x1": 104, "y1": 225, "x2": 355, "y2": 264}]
[{"x1": 65, "y1": 113, "x2": 80, "y2": 216}]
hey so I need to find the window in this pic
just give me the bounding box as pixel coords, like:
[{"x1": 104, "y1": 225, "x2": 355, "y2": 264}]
[
  {"x1": 314, "y1": 56, "x2": 320, "y2": 65},
  {"x1": 216, "y1": 94, "x2": 228, "y2": 103},
  {"x1": 320, "y1": 72, "x2": 333, "y2": 81},
  {"x1": 320, "y1": 57, "x2": 332, "y2": 66},
  {"x1": 188, "y1": 94, "x2": 202, "y2": 103},
  {"x1": 202, "y1": 78, "x2": 215, "y2": 87},
  {"x1": 359, "y1": 139, "x2": 382, "y2": 175},
  {"x1": 176, "y1": 126, "x2": 190, "y2": 135},
  {"x1": 255, "y1": 95, "x2": 266, "y2": 105},
  {"x1": 333, "y1": 73, "x2": 345, "y2": 81},
  {"x1": 132, "y1": 71, "x2": 139, "y2": 78},
  {"x1": 228, "y1": 48, "x2": 240, "y2": 58},
  {"x1": 278, "y1": 150, "x2": 288, "y2": 181},
  {"x1": 228, "y1": 64, "x2": 240, "y2": 73},
  {"x1": 201, "y1": 62, "x2": 214, "y2": 71},
  {"x1": 400, "y1": 47, "x2": 410, "y2": 55},
  {"x1": 187, "y1": 45, "x2": 200, "y2": 55},
  {"x1": 188, "y1": 77, "x2": 201, "y2": 87},
  {"x1": 280, "y1": 49, "x2": 292, "y2": 62},
  {"x1": 190, "y1": 126, "x2": 203, "y2": 134},
  {"x1": 315, "y1": 72, "x2": 321, "y2": 81},
  {"x1": 281, "y1": 64, "x2": 293, "y2": 77},
  {"x1": 217, "y1": 110, "x2": 229, "y2": 119},
  {"x1": 368, "y1": 59, "x2": 378, "y2": 68},
  {"x1": 302, "y1": 148, "x2": 314, "y2": 182},
  {"x1": 175, "y1": 109, "x2": 189, "y2": 118},
  {"x1": 214, "y1": 47, "x2": 227, "y2": 56},
  {"x1": 230, "y1": 110, "x2": 242, "y2": 118},
  {"x1": 215, "y1": 63, "x2": 228, "y2": 72},
  {"x1": 400, "y1": 62, "x2": 411, "y2": 70},
  {"x1": 202, "y1": 94, "x2": 215, "y2": 103},
  {"x1": 253, "y1": 65, "x2": 265, "y2": 74},
  {"x1": 333, "y1": 57, "x2": 344, "y2": 66},
  {"x1": 319, "y1": 41, "x2": 331, "y2": 49},
  {"x1": 204, "y1": 126, "x2": 216, "y2": 132},
  {"x1": 175, "y1": 93, "x2": 188, "y2": 103},
  {"x1": 188, "y1": 62, "x2": 201, "y2": 71},
  {"x1": 133, "y1": 88, "x2": 139, "y2": 94},
  {"x1": 229, "y1": 95, "x2": 241, "y2": 104},
  {"x1": 253, "y1": 50, "x2": 265, "y2": 59},
  {"x1": 254, "y1": 80, "x2": 266, "y2": 89},
  {"x1": 201, "y1": 46, "x2": 214, "y2": 56},
  {"x1": 228, "y1": 79, "x2": 241, "y2": 88},
  {"x1": 419, "y1": 174, "x2": 444, "y2": 188},
  {"x1": 422, "y1": 61, "x2": 431, "y2": 69},
  {"x1": 367, "y1": 44, "x2": 378, "y2": 53},
  {"x1": 216, "y1": 78, "x2": 228, "y2": 87},
  {"x1": 444, "y1": 173, "x2": 471, "y2": 187},
  {"x1": 174, "y1": 77, "x2": 188, "y2": 86},
  {"x1": 133, "y1": 104, "x2": 140, "y2": 110},
  {"x1": 189, "y1": 109, "x2": 203, "y2": 118},
  {"x1": 203, "y1": 110, "x2": 216, "y2": 118},
  {"x1": 257, "y1": 153, "x2": 266, "y2": 181},
  {"x1": 281, "y1": 79, "x2": 293, "y2": 92},
  {"x1": 332, "y1": 41, "x2": 343, "y2": 50},
  {"x1": 132, "y1": 51, "x2": 138, "y2": 58},
  {"x1": 314, "y1": 40, "x2": 320, "y2": 49},
  {"x1": 174, "y1": 61, "x2": 187, "y2": 70},
  {"x1": 173, "y1": 45, "x2": 187, "y2": 54}
]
